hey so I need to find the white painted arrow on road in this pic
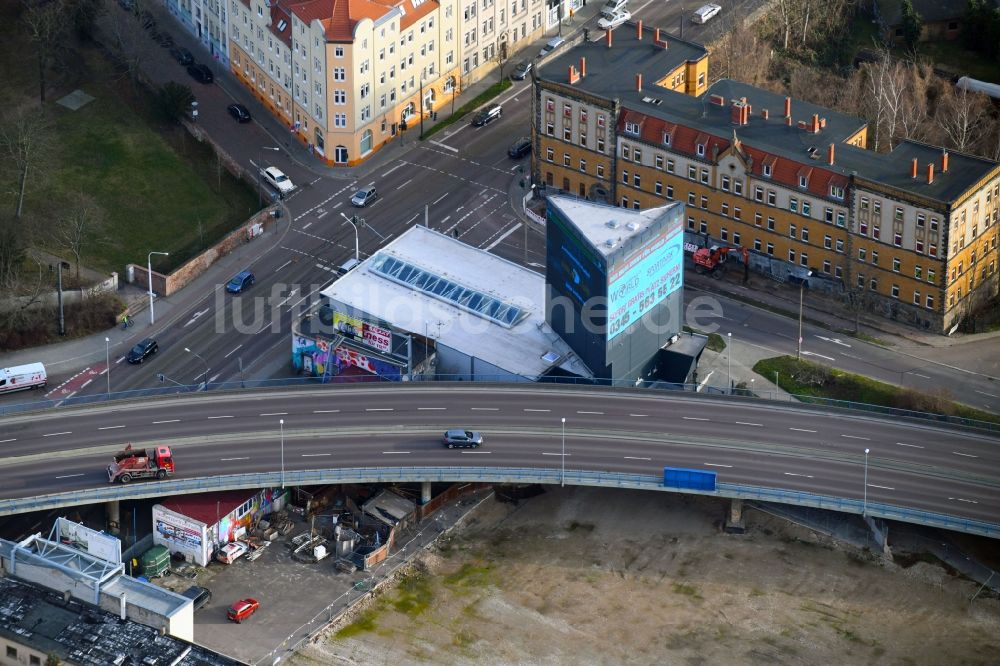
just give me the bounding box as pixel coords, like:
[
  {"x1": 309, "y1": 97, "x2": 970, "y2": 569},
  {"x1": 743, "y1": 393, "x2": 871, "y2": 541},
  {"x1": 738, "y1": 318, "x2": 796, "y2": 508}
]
[
  {"x1": 184, "y1": 308, "x2": 210, "y2": 327},
  {"x1": 815, "y1": 335, "x2": 851, "y2": 348}
]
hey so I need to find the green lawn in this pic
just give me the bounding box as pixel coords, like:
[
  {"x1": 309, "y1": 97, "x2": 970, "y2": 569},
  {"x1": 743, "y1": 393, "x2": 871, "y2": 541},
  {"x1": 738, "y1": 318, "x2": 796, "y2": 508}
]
[
  {"x1": 914, "y1": 39, "x2": 1000, "y2": 83},
  {"x1": 753, "y1": 356, "x2": 1000, "y2": 425},
  {"x1": 2, "y1": 8, "x2": 257, "y2": 277}
]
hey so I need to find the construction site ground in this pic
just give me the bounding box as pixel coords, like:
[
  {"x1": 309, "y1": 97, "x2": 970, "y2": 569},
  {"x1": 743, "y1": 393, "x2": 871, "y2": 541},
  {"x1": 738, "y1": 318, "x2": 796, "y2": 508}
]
[{"x1": 293, "y1": 487, "x2": 1000, "y2": 665}]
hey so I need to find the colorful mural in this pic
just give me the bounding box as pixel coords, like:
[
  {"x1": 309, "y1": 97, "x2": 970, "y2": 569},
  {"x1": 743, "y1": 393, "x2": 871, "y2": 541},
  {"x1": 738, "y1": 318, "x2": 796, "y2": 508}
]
[{"x1": 292, "y1": 334, "x2": 402, "y2": 381}]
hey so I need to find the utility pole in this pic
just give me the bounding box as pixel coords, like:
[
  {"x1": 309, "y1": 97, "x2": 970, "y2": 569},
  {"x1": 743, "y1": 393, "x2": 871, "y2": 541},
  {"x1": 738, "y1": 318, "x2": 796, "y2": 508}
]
[{"x1": 56, "y1": 261, "x2": 65, "y2": 336}]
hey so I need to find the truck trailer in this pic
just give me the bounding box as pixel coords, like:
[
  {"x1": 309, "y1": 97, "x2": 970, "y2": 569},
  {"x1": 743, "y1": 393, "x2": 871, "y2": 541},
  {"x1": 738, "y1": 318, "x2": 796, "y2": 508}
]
[{"x1": 107, "y1": 444, "x2": 175, "y2": 483}]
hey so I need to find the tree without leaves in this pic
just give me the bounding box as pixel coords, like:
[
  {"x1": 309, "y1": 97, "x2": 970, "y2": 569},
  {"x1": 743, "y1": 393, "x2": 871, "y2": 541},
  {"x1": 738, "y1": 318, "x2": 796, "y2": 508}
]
[
  {"x1": 935, "y1": 86, "x2": 989, "y2": 153},
  {"x1": 22, "y1": 0, "x2": 70, "y2": 104},
  {"x1": 0, "y1": 105, "x2": 55, "y2": 218},
  {"x1": 0, "y1": 213, "x2": 28, "y2": 292},
  {"x1": 493, "y1": 38, "x2": 508, "y2": 83},
  {"x1": 58, "y1": 192, "x2": 106, "y2": 279},
  {"x1": 711, "y1": 15, "x2": 772, "y2": 86}
]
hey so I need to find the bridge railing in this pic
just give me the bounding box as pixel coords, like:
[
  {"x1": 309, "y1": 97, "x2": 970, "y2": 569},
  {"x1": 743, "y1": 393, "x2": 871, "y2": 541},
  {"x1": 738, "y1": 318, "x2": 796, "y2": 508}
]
[
  {"x1": 4, "y1": 374, "x2": 996, "y2": 433},
  {"x1": 2, "y1": 467, "x2": 997, "y2": 538}
]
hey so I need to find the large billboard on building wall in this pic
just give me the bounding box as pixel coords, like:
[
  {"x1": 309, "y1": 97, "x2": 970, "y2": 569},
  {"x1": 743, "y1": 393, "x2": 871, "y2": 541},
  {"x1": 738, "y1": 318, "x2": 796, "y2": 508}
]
[
  {"x1": 152, "y1": 506, "x2": 210, "y2": 566},
  {"x1": 606, "y1": 224, "x2": 684, "y2": 342}
]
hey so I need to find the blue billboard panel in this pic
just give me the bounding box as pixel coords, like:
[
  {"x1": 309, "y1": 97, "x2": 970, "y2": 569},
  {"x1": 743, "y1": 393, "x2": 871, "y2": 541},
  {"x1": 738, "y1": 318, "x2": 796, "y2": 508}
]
[
  {"x1": 607, "y1": 226, "x2": 683, "y2": 341},
  {"x1": 663, "y1": 467, "x2": 718, "y2": 491}
]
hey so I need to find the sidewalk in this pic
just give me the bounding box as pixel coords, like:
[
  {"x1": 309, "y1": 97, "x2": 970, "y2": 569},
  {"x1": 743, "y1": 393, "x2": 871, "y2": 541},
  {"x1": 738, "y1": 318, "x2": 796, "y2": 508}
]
[{"x1": 698, "y1": 342, "x2": 796, "y2": 400}]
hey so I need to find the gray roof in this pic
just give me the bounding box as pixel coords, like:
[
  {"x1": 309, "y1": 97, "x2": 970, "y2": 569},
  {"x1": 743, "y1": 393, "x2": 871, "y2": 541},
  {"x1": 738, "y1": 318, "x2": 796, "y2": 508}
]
[
  {"x1": 0, "y1": 577, "x2": 245, "y2": 666},
  {"x1": 545, "y1": 196, "x2": 685, "y2": 257},
  {"x1": 537, "y1": 22, "x2": 998, "y2": 204}
]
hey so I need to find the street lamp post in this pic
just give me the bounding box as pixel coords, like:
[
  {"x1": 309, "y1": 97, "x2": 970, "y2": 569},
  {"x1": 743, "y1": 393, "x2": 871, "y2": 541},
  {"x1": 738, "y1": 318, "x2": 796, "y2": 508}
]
[
  {"x1": 184, "y1": 347, "x2": 210, "y2": 391},
  {"x1": 796, "y1": 270, "x2": 813, "y2": 360},
  {"x1": 561, "y1": 417, "x2": 566, "y2": 487},
  {"x1": 105, "y1": 337, "x2": 111, "y2": 397},
  {"x1": 147, "y1": 251, "x2": 169, "y2": 325},
  {"x1": 863, "y1": 448, "x2": 870, "y2": 517},
  {"x1": 280, "y1": 419, "x2": 285, "y2": 489},
  {"x1": 340, "y1": 212, "x2": 363, "y2": 261},
  {"x1": 257, "y1": 146, "x2": 281, "y2": 208},
  {"x1": 727, "y1": 332, "x2": 733, "y2": 393}
]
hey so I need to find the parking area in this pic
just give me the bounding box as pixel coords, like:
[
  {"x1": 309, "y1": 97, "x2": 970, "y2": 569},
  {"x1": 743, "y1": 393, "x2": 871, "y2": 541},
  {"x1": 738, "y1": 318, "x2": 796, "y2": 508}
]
[{"x1": 154, "y1": 489, "x2": 493, "y2": 664}]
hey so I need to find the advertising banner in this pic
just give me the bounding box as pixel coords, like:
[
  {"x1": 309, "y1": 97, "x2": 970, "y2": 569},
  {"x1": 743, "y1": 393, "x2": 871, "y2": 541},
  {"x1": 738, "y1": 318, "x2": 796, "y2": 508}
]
[
  {"x1": 56, "y1": 517, "x2": 122, "y2": 564},
  {"x1": 333, "y1": 312, "x2": 363, "y2": 340},
  {"x1": 606, "y1": 226, "x2": 684, "y2": 341},
  {"x1": 363, "y1": 323, "x2": 392, "y2": 353}
]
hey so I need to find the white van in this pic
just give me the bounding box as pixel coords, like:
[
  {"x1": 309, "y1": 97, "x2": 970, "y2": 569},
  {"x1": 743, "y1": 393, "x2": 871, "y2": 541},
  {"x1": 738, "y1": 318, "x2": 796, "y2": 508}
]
[
  {"x1": 691, "y1": 3, "x2": 722, "y2": 23},
  {"x1": 0, "y1": 363, "x2": 47, "y2": 395}
]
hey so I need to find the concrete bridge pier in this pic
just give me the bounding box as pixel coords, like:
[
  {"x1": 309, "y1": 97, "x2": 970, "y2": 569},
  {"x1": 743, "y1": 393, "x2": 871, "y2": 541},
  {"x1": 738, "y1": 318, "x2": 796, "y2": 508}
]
[
  {"x1": 106, "y1": 500, "x2": 120, "y2": 535},
  {"x1": 421, "y1": 481, "x2": 432, "y2": 505},
  {"x1": 724, "y1": 498, "x2": 746, "y2": 534}
]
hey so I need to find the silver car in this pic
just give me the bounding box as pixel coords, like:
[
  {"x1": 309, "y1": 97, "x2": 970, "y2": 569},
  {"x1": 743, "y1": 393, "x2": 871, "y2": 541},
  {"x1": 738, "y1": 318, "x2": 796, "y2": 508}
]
[{"x1": 442, "y1": 429, "x2": 484, "y2": 448}]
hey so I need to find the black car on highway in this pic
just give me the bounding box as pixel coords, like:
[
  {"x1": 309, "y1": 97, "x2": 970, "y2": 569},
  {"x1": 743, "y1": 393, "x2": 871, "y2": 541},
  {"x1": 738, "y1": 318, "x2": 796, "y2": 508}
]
[
  {"x1": 127, "y1": 338, "x2": 158, "y2": 364},
  {"x1": 227, "y1": 103, "x2": 252, "y2": 123},
  {"x1": 187, "y1": 63, "x2": 213, "y2": 84}
]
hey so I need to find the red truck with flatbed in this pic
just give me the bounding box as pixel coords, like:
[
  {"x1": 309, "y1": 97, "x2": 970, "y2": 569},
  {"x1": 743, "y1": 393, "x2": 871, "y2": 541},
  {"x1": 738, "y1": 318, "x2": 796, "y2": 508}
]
[{"x1": 107, "y1": 444, "x2": 175, "y2": 483}]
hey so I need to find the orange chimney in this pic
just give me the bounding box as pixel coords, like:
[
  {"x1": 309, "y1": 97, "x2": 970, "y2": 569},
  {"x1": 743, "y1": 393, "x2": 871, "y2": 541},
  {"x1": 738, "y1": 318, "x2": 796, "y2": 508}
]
[
  {"x1": 580, "y1": 57, "x2": 586, "y2": 78},
  {"x1": 636, "y1": 73, "x2": 643, "y2": 92},
  {"x1": 927, "y1": 163, "x2": 935, "y2": 184},
  {"x1": 941, "y1": 151, "x2": 949, "y2": 173},
  {"x1": 637, "y1": 20, "x2": 643, "y2": 39},
  {"x1": 655, "y1": 28, "x2": 660, "y2": 42},
  {"x1": 606, "y1": 29, "x2": 612, "y2": 48},
  {"x1": 568, "y1": 65, "x2": 580, "y2": 85},
  {"x1": 812, "y1": 114, "x2": 820, "y2": 133},
  {"x1": 762, "y1": 109, "x2": 769, "y2": 120},
  {"x1": 827, "y1": 143, "x2": 835, "y2": 165},
  {"x1": 911, "y1": 158, "x2": 918, "y2": 178},
  {"x1": 786, "y1": 115, "x2": 792, "y2": 126},
  {"x1": 784, "y1": 97, "x2": 791, "y2": 118}
]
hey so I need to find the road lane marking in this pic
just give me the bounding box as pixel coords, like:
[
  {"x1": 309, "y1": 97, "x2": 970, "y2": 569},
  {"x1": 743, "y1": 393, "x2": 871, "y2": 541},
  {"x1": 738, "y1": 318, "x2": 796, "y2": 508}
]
[
  {"x1": 896, "y1": 442, "x2": 924, "y2": 448},
  {"x1": 524, "y1": 408, "x2": 551, "y2": 412},
  {"x1": 625, "y1": 456, "x2": 652, "y2": 461},
  {"x1": 909, "y1": 372, "x2": 931, "y2": 379},
  {"x1": 735, "y1": 422, "x2": 763, "y2": 427},
  {"x1": 313, "y1": 409, "x2": 340, "y2": 413},
  {"x1": 225, "y1": 344, "x2": 243, "y2": 358},
  {"x1": 418, "y1": 407, "x2": 447, "y2": 410},
  {"x1": 207, "y1": 416, "x2": 234, "y2": 419},
  {"x1": 43, "y1": 432, "x2": 72, "y2": 437},
  {"x1": 440, "y1": 215, "x2": 452, "y2": 224},
  {"x1": 471, "y1": 407, "x2": 499, "y2": 411},
  {"x1": 542, "y1": 452, "x2": 569, "y2": 456},
  {"x1": 153, "y1": 419, "x2": 180, "y2": 424},
  {"x1": 98, "y1": 425, "x2": 125, "y2": 430},
  {"x1": 260, "y1": 412, "x2": 288, "y2": 416},
  {"x1": 577, "y1": 410, "x2": 604, "y2": 415},
  {"x1": 630, "y1": 414, "x2": 648, "y2": 417},
  {"x1": 221, "y1": 457, "x2": 249, "y2": 461},
  {"x1": 430, "y1": 140, "x2": 458, "y2": 153},
  {"x1": 55, "y1": 474, "x2": 84, "y2": 479},
  {"x1": 302, "y1": 453, "x2": 331, "y2": 457},
  {"x1": 783, "y1": 472, "x2": 814, "y2": 478},
  {"x1": 184, "y1": 307, "x2": 210, "y2": 328},
  {"x1": 276, "y1": 260, "x2": 291, "y2": 271},
  {"x1": 789, "y1": 427, "x2": 817, "y2": 433},
  {"x1": 432, "y1": 192, "x2": 449, "y2": 205},
  {"x1": 867, "y1": 484, "x2": 894, "y2": 490},
  {"x1": 398, "y1": 178, "x2": 413, "y2": 189},
  {"x1": 976, "y1": 390, "x2": 999, "y2": 398},
  {"x1": 81, "y1": 379, "x2": 92, "y2": 389},
  {"x1": 99, "y1": 368, "x2": 108, "y2": 375},
  {"x1": 0, "y1": 438, "x2": 15, "y2": 443},
  {"x1": 483, "y1": 222, "x2": 522, "y2": 251},
  {"x1": 683, "y1": 416, "x2": 709, "y2": 421},
  {"x1": 382, "y1": 162, "x2": 406, "y2": 177},
  {"x1": 461, "y1": 450, "x2": 492, "y2": 454},
  {"x1": 366, "y1": 408, "x2": 394, "y2": 412},
  {"x1": 840, "y1": 434, "x2": 870, "y2": 440},
  {"x1": 951, "y1": 451, "x2": 978, "y2": 458},
  {"x1": 382, "y1": 451, "x2": 411, "y2": 454},
  {"x1": 801, "y1": 351, "x2": 835, "y2": 361},
  {"x1": 948, "y1": 497, "x2": 979, "y2": 504},
  {"x1": 704, "y1": 463, "x2": 732, "y2": 468},
  {"x1": 255, "y1": 320, "x2": 272, "y2": 334}
]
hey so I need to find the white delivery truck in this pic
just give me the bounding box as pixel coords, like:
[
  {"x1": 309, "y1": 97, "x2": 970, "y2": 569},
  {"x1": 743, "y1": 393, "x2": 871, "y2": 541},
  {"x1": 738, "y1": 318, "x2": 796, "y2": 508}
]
[{"x1": 0, "y1": 363, "x2": 47, "y2": 395}]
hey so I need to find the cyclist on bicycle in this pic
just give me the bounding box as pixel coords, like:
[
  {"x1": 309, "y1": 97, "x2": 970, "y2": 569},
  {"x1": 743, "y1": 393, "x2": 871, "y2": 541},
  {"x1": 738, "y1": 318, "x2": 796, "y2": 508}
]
[{"x1": 121, "y1": 314, "x2": 131, "y2": 328}]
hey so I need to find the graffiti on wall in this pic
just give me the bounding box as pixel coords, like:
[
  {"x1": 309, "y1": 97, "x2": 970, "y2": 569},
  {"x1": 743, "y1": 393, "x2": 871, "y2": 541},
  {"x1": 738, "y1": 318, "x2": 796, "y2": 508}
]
[{"x1": 292, "y1": 334, "x2": 402, "y2": 381}]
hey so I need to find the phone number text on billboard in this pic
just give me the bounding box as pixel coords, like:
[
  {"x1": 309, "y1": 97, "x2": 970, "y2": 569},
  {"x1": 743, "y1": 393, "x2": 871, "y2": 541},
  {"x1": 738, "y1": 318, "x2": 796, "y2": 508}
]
[{"x1": 606, "y1": 229, "x2": 683, "y2": 341}]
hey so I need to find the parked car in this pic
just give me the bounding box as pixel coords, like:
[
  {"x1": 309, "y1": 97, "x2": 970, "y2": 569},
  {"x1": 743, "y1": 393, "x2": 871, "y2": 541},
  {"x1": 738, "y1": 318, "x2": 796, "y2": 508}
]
[
  {"x1": 598, "y1": 9, "x2": 631, "y2": 29},
  {"x1": 261, "y1": 166, "x2": 294, "y2": 197},
  {"x1": 227, "y1": 103, "x2": 251, "y2": 123},
  {"x1": 186, "y1": 63, "x2": 213, "y2": 84},
  {"x1": 351, "y1": 186, "x2": 378, "y2": 207},
  {"x1": 508, "y1": 136, "x2": 531, "y2": 158},
  {"x1": 126, "y1": 338, "x2": 158, "y2": 364},
  {"x1": 227, "y1": 598, "x2": 259, "y2": 623},
  {"x1": 443, "y1": 429, "x2": 484, "y2": 449},
  {"x1": 169, "y1": 46, "x2": 193, "y2": 66},
  {"x1": 471, "y1": 103, "x2": 502, "y2": 127},
  {"x1": 510, "y1": 60, "x2": 532, "y2": 81},
  {"x1": 217, "y1": 542, "x2": 248, "y2": 564},
  {"x1": 181, "y1": 586, "x2": 212, "y2": 611},
  {"x1": 538, "y1": 36, "x2": 565, "y2": 58},
  {"x1": 225, "y1": 270, "x2": 255, "y2": 293},
  {"x1": 601, "y1": 0, "x2": 628, "y2": 15},
  {"x1": 691, "y1": 3, "x2": 722, "y2": 23}
]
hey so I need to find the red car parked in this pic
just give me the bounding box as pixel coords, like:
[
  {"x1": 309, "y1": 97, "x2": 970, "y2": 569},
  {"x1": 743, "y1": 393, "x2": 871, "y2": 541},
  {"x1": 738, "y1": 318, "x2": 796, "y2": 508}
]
[{"x1": 227, "y1": 598, "x2": 259, "y2": 623}]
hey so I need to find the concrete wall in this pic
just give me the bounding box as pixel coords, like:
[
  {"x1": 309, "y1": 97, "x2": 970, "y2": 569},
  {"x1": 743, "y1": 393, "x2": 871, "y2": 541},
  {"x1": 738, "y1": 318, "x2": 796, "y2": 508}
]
[{"x1": 0, "y1": 272, "x2": 118, "y2": 314}]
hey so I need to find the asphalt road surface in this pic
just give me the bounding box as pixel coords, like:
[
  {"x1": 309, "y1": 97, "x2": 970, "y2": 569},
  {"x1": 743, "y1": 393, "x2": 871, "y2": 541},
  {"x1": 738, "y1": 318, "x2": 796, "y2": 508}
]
[{"x1": 1, "y1": 386, "x2": 997, "y2": 524}]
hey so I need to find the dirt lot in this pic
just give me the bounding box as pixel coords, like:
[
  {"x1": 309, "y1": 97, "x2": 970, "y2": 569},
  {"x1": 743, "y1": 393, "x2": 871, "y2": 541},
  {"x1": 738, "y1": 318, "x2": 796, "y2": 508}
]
[{"x1": 292, "y1": 487, "x2": 1000, "y2": 665}]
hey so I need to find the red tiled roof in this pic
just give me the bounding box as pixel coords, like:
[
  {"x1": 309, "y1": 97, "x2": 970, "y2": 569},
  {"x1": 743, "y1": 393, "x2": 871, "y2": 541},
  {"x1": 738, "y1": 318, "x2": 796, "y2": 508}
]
[{"x1": 158, "y1": 489, "x2": 258, "y2": 526}]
